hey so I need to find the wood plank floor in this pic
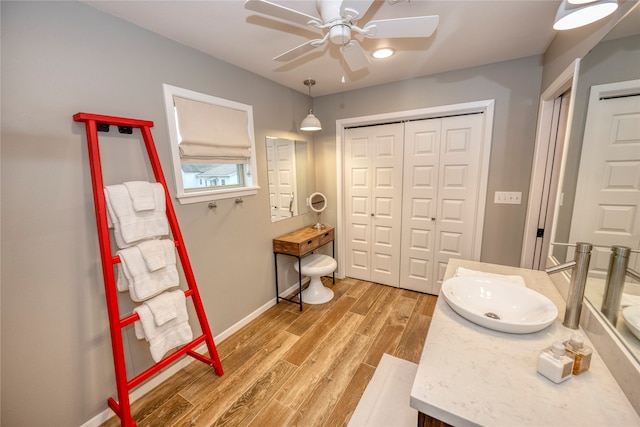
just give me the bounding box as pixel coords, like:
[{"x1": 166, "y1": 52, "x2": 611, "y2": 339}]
[{"x1": 101, "y1": 277, "x2": 438, "y2": 427}]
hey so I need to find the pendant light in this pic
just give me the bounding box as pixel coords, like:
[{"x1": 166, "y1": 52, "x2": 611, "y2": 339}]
[
  {"x1": 300, "y1": 79, "x2": 322, "y2": 132},
  {"x1": 553, "y1": 0, "x2": 618, "y2": 30}
]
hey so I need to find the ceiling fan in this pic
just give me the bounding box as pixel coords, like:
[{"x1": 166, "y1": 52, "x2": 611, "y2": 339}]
[{"x1": 244, "y1": 0, "x2": 439, "y2": 71}]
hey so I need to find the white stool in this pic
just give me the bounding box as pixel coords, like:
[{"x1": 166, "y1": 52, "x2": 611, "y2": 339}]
[{"x1": 294, "y1": 254, "x2": 337, "y2": 304}]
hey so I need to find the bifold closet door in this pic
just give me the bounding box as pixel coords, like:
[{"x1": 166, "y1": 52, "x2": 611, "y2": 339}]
[
  {"x1": 399, "y1": 119, "x2": 440, "y2": 293},
  {"x1": 344, "y1": 123, "x2": 404, "y2": 286},
  {"x1": 400, "y1": 114, "x2": 484, "y2": 294}
]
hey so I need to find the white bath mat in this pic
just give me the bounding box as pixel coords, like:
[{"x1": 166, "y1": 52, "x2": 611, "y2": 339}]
[{"x1": 348, "y1": 353, "x2": 418, "y2": 427}]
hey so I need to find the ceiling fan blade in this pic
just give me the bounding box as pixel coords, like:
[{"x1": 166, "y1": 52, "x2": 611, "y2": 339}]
[
  {"x1": 274, "y1": 39, "x2": 324, "y2": 62},
  {"x1": 340, "y1": 0, "x2": 375, "y2": 21},
  {"x1": 244, "y1": 0, "x2": 321, "y2": 27},
  {"x1": 365, "y1": 15, "x2": 439, "y2": 38},
  {"x1": 340, "y1": 40, "x2": 370, "y2": 71}
]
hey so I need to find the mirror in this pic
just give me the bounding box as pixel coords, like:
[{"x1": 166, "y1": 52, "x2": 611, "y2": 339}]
[
  {"x1": 266, "y1": 137, "x2": 313, "y2": 222},
  {"x1": 309, "y1": 192, "x2": 327, "y2": 230},
  {"x1": 551, "y1": 5, "x2": 640, "y2": 361}
]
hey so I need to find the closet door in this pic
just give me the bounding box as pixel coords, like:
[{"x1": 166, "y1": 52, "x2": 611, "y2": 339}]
[
  {"x1": 434, "y1": 114, "x2": 484, "y2": 291},
  {"x1": 345, "y1": 123, "x2": 404, "y2": 286},
  {"x1": 400, "y1": 114, "x2": 484, "y2": 294},
  {"x1": 399, "y1": 119, "x2": 441, "y2": 293}
]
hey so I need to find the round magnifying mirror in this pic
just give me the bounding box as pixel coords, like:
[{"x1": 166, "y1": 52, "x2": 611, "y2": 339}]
[{"x1": 309, "y1": 192, "x2": 327, "y2": 229}]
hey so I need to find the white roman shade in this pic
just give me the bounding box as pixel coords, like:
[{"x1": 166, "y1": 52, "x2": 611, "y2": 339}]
[{"x1": 174, "y1": 96, "x2": 252, "y2": 164}]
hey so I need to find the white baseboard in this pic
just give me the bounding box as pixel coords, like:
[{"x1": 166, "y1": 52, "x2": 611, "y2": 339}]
[{"x1": 80, "y1": 282, "x2": 304, "y2": 427}]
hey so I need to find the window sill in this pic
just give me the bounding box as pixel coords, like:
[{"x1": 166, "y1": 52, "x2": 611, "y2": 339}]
[{"x1": 176, "y1": 186, "x2": 260, "y2": 205}]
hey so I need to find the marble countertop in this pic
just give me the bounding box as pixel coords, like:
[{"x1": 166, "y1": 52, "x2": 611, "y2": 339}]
[{"x1": 410, "y1": 259, "x2": 640, "y2": 427}]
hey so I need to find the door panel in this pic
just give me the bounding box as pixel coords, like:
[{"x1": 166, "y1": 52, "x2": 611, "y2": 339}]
[
  {"x1": 433, "y1": 115, "x2": 483, "y2": 292},
  {"x1": 345, "y1": 124, "x2": 404, "y2": 286},
  {"x1": 400, "y1": 119, "x2": 440, "y2": 292},
  {"x1": 400, "y1": 114, "x2": 483, "y2": 294}
]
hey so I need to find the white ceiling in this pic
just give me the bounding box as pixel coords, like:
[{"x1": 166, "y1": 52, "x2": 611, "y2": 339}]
[{"x1": 85, "y1": 0, "x2": 563, "y2": 96}]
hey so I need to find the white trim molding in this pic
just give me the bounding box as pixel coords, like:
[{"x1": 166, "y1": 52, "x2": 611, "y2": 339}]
[{"x1": 521, "y1": 59, "x2": 580, "y2": 269}]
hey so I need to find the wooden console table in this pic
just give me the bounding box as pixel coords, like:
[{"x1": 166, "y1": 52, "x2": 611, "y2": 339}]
[{"x1": 273, "y1": 225, "x2": 335, "y2": 311}]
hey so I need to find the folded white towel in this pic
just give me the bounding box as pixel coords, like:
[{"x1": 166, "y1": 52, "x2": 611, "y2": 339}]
[
  {"x1": 116, "y1": 241, "x2": 179, "y2": 301},
  {"x1": 144, "y1": 291, "x2": 178, "y2": 326},
  {"x1": 124, "y1": 181, "x2": 156, "y2": 212},
  {"x1": 137, "y1": 239, "x2": 169, "y2": 272},
  {"x1": 455, "y1": 266, "x2": 526, "y2": 286},
  {"x1": 133, "y1": 290, "x2": 192, "y2": 362},
  {"x1": 104, "y1": 184, "x2": 169, "y2": 248}
]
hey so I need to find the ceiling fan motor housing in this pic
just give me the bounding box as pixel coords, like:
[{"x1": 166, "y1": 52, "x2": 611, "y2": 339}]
[
  {"x1": 317, "y1": 0, "x2": 355, "y2": 45},
  {"x1": 329, "y1": 24, "x2": 351, "y2": 45}
]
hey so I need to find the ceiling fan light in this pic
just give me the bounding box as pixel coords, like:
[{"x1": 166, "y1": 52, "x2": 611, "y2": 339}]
[
  {"x1": 553, "y1": 0, "x2": 618, "y2": 30},
  {"x1": 301, "y1": 112, "x2": 322, "y2": 131},
  {"x1": 372, "y1": 48, "x2": 395, "y2": 59}
]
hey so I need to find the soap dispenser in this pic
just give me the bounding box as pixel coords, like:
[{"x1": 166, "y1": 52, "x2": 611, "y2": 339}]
[
  {"x1": 537, "y1": 341, "x2": 574, "y2": 383},
  {"x1": 564, "y1": 333, "x2": 592, "y2": 375}
]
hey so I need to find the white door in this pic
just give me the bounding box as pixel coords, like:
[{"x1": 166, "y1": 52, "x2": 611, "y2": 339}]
[
  {"x1": 400, "y1": 119, "x2": 440, "y2": 292},
  {"x1": 568, "y1": 80, "x2": 640, "y2": 276},
  {"x1": 344, "y1": 123, "x2": 405, "y2": 286},
  {"x1": 400, "y1": 114, "x2": 484, "y2": 294}
]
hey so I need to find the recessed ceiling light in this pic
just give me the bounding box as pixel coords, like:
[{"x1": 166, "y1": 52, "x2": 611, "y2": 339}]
[{"x1": 372, "y1": 48, "x2": 395, "y2": 59}]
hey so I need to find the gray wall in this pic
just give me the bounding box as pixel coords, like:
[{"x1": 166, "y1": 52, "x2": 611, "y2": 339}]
[
  {"x1": 312, "y1": 55, "x2": 545, "y2": 266},
  {"x1": 1, "y1": 2, "x2": 314, "y2": 425}
]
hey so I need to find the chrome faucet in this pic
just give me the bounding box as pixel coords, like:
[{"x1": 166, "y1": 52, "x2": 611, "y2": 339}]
[
  {"x1": 601, "y1": 245, "x2": 640, "y2": 326},
  {"x1": 546, "y1": 242, "x2": 593, "y2": 329}
]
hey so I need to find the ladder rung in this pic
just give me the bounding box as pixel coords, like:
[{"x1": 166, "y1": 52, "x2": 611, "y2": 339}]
[
  {"x1": 127, "y1": 334, "x2": 209, "y2": 389},
  {"x1": 119, "y1": 290, "x2": 194, "y2": 327},
  {"x1": 73, "y1": 112, "x2": 154, "y2": 129},
  {"x1": 110, "y1": 240, "x2": 180, "y2": 265}
]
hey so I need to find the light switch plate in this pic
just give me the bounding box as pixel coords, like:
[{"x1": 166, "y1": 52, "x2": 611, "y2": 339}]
[{"x1": 495, "y1": 191, "x2": 522, "y2": 204}]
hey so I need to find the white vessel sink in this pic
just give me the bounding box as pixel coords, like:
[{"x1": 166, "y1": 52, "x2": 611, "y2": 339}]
[
  {"x1": 441, "y1": 276, "x2": 558, "y2": 334},
  {"x1": 622, "y1": 305, "x2": 640, "y2": 341}
]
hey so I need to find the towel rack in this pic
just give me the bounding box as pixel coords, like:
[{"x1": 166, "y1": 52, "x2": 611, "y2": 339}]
[{"x1": 74, "y1": 113, "x2": 223, "y2": 427}]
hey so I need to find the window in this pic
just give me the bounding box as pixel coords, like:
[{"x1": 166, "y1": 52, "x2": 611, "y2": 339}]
[{"x1": 162, "y1": 84, "x2": 259, "y2": 204}]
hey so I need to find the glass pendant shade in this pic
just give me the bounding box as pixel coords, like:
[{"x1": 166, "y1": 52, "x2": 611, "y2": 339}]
[{"x1": 553, "y1": 0, "x2": 618, "y2": 30}]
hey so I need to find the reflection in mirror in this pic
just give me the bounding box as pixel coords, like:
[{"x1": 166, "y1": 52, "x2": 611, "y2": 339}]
[
  {"x1": 266, "y1": 137, "x2": 312, "y2": 222},
  {"x1": 551, "y1": 4, "x2": 640, "y2": 361}
]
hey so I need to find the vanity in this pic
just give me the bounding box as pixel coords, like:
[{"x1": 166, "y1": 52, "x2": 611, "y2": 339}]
[
  {"x1": 410, "y1": 259, "x2": 640, "y2": 426},
  {"x1": 273, "y1": 225, "x2": 335, "y2": 310}
]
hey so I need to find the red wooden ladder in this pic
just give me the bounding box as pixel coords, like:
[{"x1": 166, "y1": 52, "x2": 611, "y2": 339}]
[{"x1": 74, "y1": 113, "x2": 223, "y2": 427}]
